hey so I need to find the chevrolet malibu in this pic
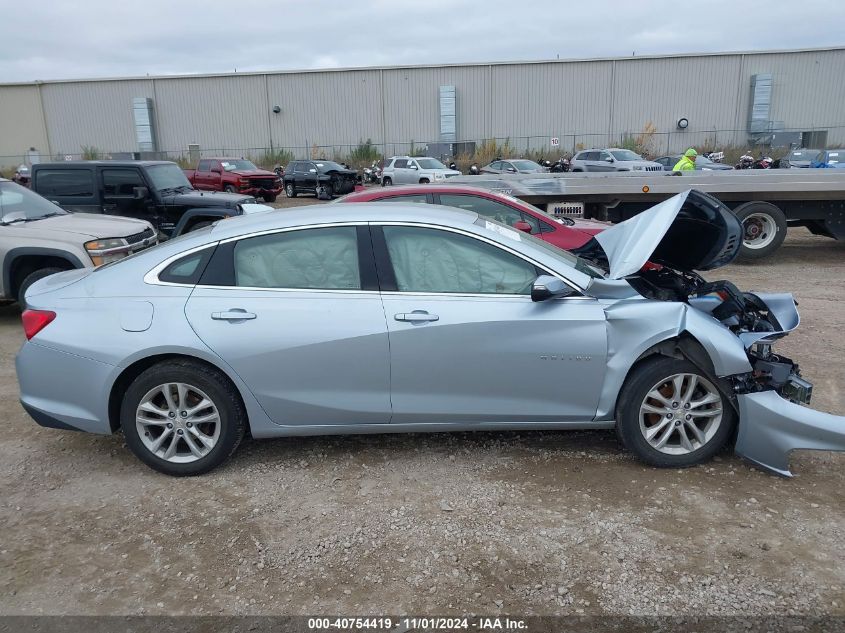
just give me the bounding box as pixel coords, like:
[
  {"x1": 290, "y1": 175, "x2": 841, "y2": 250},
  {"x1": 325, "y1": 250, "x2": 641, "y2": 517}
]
[{"x1": 16, "y1": 191, "x2": 845, "y2": 476}]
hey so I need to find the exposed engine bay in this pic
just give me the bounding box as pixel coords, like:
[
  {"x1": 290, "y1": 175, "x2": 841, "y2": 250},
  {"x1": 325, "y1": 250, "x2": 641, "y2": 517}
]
[{"x1": 627, "y1": 267, "x2": 812, "y2": 405}]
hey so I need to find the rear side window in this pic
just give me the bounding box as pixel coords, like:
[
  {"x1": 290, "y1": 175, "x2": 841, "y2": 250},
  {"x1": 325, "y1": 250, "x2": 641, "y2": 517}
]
[
  {"x1": 393, "y1": 159, "x2": 408, "y2": 169},
  {"x1": 35, "y1": 169, "x2": 94, "y2": 197},
  {"x1": 159, "y1": 247, "x2": 214, "y2": 284},
  {"x1": 233, "y1": 227, "x2": 361, "y2": 290}
]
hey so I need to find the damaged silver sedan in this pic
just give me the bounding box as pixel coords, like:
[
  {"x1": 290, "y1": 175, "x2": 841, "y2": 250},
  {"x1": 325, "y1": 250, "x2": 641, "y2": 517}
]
[{"x1": 15, "y1": 191, "x2": 845, "y2": 475}]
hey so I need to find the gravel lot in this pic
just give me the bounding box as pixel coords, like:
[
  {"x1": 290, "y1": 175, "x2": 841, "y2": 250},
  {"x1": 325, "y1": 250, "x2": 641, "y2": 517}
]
[{"x1": 1, "y1": 198, "x2": 844, "y2": 617}]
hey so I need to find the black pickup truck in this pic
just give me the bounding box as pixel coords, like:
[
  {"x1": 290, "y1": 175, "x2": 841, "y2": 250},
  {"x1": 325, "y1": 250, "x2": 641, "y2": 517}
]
[{"x1": 31, "y1": 161, "x2": 268, "y2": 237}]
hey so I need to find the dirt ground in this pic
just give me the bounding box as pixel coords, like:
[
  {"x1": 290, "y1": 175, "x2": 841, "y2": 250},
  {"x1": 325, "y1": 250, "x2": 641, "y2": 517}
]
[{"x1": 1, "y1": 200, "x2": 844, "y2": 616}]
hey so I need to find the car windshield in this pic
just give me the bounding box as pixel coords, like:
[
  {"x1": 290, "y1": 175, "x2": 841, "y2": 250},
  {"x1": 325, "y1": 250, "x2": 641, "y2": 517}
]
[
  {"x1": 474, "y1": 215, "x2": 604, "y2": 280},
  {"x1": 314, "y1": 161, "x2": 346, "y2": 173},
  {"x1": 825, "y1": 151, "x2": 843, "y2": 163},
  {"x1": 0, "y1": 181, "x2": 68, "y2": 224},
  {"x1": 220, "y1": 160, "x2": 258, "y2": 171},
  {"x1": 511, "y1": 160, "x2": 542, "y2": 171},
  {"x1": 790, "y1": 150, "x2": 817, "y2": 160},
  {"x1": 415, "y1": 158, "x2": 447, "y2": 170},
  {"x1": 610, "y1": 150, "x2": 643, "y2": 161},
  {"x1": 696, "y1": 155, "x2": 714, "y2": 164},
  {"x1": 147, "y1": 164, "x2": 193, "y2": 192}
]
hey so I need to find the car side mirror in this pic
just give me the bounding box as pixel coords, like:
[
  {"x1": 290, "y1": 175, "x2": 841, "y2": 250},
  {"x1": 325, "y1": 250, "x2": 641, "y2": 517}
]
[
  {"x1": 513, "y1": 220, "x2": 532, "y2": 233},
  {"x1": 309, "y1": 169, "x2": 317, "y2": 173},
  {"x1": 506, "y1": 167, "x2": 516, "y2": 173},
  {"x1": 605, "y1": 157, "x2": 614, "y2": 163},
  {"x1": 409, "y1": 164, "x2": 418, "y2": 170},
  {"x1": 531, "y1": 275, "x2": 574, "y2": 302},
  {"x1": 133, "y1": 186, "x2": 149, "y2": 200}
]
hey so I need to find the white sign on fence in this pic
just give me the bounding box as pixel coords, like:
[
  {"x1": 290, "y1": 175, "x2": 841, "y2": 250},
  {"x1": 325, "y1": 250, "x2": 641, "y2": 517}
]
[
  {"x1": 550, "y1": 137, "x2": 560, "y2": 147},
  {"x1": 64, "y1": 155, "x2": 73, "y2": 161}
]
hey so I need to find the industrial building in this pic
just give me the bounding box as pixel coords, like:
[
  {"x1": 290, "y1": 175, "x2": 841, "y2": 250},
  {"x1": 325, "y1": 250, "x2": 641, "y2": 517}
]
[{"x1": 1, "y1": 46, "x2": 844, "y2": 169}]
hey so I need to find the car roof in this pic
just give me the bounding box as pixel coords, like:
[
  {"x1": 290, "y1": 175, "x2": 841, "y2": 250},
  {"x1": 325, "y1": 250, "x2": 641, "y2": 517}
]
[
  {"x1": 337, "y1": 183, "x2": 513, "y2": 202},
  {"x1": 207, "y1": 201, "x2": 479, "y2": 241},
  {"x1": 33, "y1": 160, "x2": 174, "y2": 168}
]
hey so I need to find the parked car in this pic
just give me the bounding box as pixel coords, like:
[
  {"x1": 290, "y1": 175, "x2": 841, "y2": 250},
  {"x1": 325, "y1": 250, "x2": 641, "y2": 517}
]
[
  {"x1": 337, "y1": 184, "x2": 608, "y2": 251},
  {"x1": 781, "y1": 149, "x2": 822, "y2": 168},
  {"x1": 654, "y1": 155, "x2": 734, "y2": 171},
  {"x1": 0, "y1": 178, "x2": 156, "y2": 303},
  {"x1": 480, "y1": 159, "x2": 548, "y2": 175},
  {"x1": 810, "y1": 149, "x2": 845, "y2": 168},
  {"x1": 184, "y1": 158, "x2": 282, "y2": 202},
  {"x1": 380, "y1": 157, "x2": 461, "y2": 186},
  {"x1": 16, "y1": 190, "x2": 844, "y2": 477},
  {"x1": 31, "y1": 161, "x2": 269, "y2": 238},
  {"x1": 283, "y1": 160, "x2": 357, "y2": 199},
  {"x1": 570, "y1": 148, "x2": 663, "y2": 172}
]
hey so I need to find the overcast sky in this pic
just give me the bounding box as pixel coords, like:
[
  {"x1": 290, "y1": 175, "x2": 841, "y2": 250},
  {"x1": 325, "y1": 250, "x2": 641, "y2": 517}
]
[{"x1": 1, "y1": 0, "x2": 843, "y2": 83}]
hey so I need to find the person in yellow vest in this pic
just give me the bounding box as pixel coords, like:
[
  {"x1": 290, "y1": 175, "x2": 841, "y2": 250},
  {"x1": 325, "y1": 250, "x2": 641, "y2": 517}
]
[{"x1": 673, "y1": 148, "x2": 698, "y2": 171}]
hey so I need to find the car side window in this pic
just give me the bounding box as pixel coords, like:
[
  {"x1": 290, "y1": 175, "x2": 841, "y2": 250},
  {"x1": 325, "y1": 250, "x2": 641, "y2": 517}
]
[
  {"x1": 583, "y1": 152, "x2": 597, "y2": 161},
  {"x1": 393, "y1": 159, "x2": 408, "y2": 169},
  {"x1": 382, "y1": 225, "x2": 537, "y2": 295},
  {"x1": 103, "y1": 168, "x2": 144, "y2": 196},
  {"x1": 35, "y1": 169, "x2": 94, "y2": 197},
  {"x1": 233, "y1": 226, "x2": 361, "y2": 290},
  {"x1": 198, "y1": 160, "x2": 211, "y2": 171},
  {"x1": 159, "y1": 248, "x2": 214, "y2": 284},
  {"x1": 376, "y1": 194, "x2": 429, "y2": 204},
  {"x1": 490, "y1": 161, "x2": 501, "y2": 170},
  {"x1": 599, "y1": 151, "x2": 612, "y2": 161},
  {"x1": 438, "y1": 194, "x2": 530, "y2": 232}
]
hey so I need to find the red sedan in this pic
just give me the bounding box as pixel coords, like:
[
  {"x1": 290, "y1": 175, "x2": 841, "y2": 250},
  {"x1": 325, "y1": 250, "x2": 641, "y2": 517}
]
[{"x1": 336, "y1": 184, "x2": 608, "y2": 250}]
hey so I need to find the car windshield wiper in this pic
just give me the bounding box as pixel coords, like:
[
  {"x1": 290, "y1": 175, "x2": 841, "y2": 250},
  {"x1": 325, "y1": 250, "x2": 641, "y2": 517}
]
[{"x1": 0, "y1": 217, "x2": 30, "y2": 225}]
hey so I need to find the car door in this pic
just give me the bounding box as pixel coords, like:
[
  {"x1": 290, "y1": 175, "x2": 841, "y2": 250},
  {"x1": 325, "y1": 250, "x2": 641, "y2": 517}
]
[
  {"x1": 392, "y1": 158, "x2": 409, "y2": 184},
  {"x1": 101, "y1": 167, "x2": 157, "y2": 224},
  {"x1": 302, "y1": 162, "x2": 319, "y2": 192},
  {"x1": 195, "y1": 159, "x2": 212, "y2": 190},
  {"x1": 501, "y1": 161, "x2": 517, "y2": 174},
  {"x1": 373, "y1": 223, "x2": 608, "y2": 424},
  {"x1": 596, "y1": 151, "x2": 616, "y2": 171},
  {"x1": 184, "y1": 224, "x2": 392, "y2": 426}
]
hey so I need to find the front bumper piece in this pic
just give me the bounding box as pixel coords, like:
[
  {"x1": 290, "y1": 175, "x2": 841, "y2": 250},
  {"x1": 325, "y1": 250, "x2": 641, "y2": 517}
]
[{"x1": 735, "y1": 390, "x2": 845, "y2": 477}]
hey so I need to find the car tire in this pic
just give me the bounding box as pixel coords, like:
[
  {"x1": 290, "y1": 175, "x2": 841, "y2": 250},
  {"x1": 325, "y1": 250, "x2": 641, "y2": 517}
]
[
  {"x1": 120, "y1": 359, "x2": 246, "y2": 476},
  {"x1": 419, "y1": 178, "x2": 430, "y2": 184},
  {"x1": 382, "y1": 177, "x2": 392, "y2": 186},
  {"x1": 18, "y1": 267, "x2": 66, "y2": 306},
  {"x1": 615, "y1": 357, "x2": 735, "y2": 469},
  {"x1": 224, "y1": 184, "x2": 237, "y2": 193},
  {"x1": 316, "y1": 183, "x2": 333, "y2": 200},
  {"x1": 733, "y1": 202, "x2": 787, "y2": 260},
  {"x1": 285, "y1": 183, "x2": 297, "y2": 198},
  {"x1": 262, "y1": 193, "x2": 277, "y2": 203}
]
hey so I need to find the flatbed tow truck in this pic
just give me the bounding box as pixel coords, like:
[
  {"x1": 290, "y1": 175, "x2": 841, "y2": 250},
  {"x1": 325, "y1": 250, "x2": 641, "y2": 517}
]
[{"x1": 447, "y1": 169, "x2": 845, "y2": 259}]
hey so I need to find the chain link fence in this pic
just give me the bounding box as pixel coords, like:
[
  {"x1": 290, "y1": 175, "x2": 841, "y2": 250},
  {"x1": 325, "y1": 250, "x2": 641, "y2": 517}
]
[{"x1": 3, "y1": 126, "x2": 843, "y2": 174}]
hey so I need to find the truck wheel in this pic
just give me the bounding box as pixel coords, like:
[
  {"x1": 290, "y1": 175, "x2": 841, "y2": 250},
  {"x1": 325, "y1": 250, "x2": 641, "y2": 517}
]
[
  {"x1": 224, "y1": 185, "x2": 237, "y2": 193},
  {"x1": 262, "y1": 193, "x2": 277, "y2": 203},
  {"x1": 733, "y1": 202, "x2": 787, "y2": 260},
  {"x1": 18, "y1": 267, "x2": 66, "y2": 307},
  {"x1": 285, "y1": 183, "x2": 297, "y2": 198}
]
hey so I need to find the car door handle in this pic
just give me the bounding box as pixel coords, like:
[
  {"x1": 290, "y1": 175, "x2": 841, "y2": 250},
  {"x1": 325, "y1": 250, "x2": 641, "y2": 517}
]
[
  {"x1": 394, "y1": 311, "x2": 439, "y2": 322},
  {"x1": 211, "y1": 310, "x2": 257, "y2": 321}
]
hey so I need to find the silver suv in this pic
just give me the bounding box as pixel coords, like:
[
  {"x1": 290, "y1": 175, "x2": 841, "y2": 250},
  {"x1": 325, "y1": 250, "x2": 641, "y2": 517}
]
[
  {"x1": 570, "y1": 148, "x2": 662, "y2": 172},
  {"x1": 0, "y1": 178, "x2": 156, "y2": 303},
  {"x1": 381, "y1": 157, "x2": 461, "y2": 186}
]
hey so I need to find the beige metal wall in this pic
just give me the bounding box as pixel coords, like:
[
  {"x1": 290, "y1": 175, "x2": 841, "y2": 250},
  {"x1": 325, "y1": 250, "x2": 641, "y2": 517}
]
[
  {"x1": 2, "y1": 48, "x2": 843, "y2": 163},
  {"x1": 0, "y1": 85, "x2": 50, "y2": 170}
]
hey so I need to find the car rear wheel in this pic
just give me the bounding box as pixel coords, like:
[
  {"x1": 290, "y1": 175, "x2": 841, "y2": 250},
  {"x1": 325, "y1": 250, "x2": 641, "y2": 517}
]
[
  {"x1": 616, "y1": 357, "x2": 735, "y2": 469},
  {"x1": 285, "y1": 183, "x2": 297, "y2": 198},
  {"x1": 419, "y1": 178, "x2": 430, "y2": 184},
  {"x1": 120, "y1": 360, "x2": 246, "y2": 476},
  {"x1": 733, "y1": 202, "x2": 787, "y2": 260},
  {"x1": 382, "y1": 177, "x2": 392, "y2": 186},
  {"x1": 316, "y1": 183, "x2": 333, "y2": 200}
]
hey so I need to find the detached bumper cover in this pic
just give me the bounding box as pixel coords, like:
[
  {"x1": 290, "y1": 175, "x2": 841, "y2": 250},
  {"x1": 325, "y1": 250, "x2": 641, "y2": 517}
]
[{"x1": 735, "y1": 391, "x2": 845, "y2": 477}]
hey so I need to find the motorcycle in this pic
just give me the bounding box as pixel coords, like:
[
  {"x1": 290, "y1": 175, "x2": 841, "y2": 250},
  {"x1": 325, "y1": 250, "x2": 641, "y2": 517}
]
[
  {"x1": 754, "y1": 155, "x2": 773, "y2": 169},
  {"x1": 468, "y1": 163, "x2": 480, "y2": 175},
  {"x1": 704, "y1": 151, "x2": 724, "y2": 163},
  {"x1": 12, "y1": 165, "x2": 31, "y2": 187},
  {"x1": 735, "y1": 154, "x2": 755, "y2": 170},
  {"x1": 362, "y1": 161, "x2": 382, "y2": 184},
  {"x1": 273, "y1": 164, "x2": 285, "y2": 179},
  {"x1": 448, "y1": 161, "x2": 458, "y2": 171},
  {"x1": 549, "y1": 157, "x2": 571, "y2": 173}
]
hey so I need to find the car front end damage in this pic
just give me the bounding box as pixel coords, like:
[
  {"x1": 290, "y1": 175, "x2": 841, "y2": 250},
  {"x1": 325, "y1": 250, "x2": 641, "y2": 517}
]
[{"x1": 581, "y1": 189, "x2": 845, "y2": 476}]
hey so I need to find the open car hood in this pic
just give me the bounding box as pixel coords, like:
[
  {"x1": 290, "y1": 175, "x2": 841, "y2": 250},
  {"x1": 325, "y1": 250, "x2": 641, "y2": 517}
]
[{"x1": 584, "y1": 189, "x2": 742, "y2": 279}]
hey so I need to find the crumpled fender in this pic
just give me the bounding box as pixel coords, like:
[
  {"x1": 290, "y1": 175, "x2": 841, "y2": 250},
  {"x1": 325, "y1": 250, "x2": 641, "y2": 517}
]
[{"x1": 736, "y1": 391, "x2": 845, "y2": 477}]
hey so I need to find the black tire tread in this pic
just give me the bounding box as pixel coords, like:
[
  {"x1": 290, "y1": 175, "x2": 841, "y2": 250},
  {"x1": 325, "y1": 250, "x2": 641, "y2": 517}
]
[{"x1": 19, "y1": 267, "x2": 66, "y2": 305}]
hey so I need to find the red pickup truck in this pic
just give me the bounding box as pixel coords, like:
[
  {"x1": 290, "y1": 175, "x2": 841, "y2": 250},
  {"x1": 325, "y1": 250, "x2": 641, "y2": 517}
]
[{"x1": 184, "y1": 158, "x2": 282, "y2": 202}]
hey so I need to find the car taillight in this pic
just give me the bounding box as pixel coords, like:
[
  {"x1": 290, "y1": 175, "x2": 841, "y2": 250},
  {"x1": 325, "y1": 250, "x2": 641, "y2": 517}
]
[{"x1": 21, "y1": 309, "x2": 56, "y2": 340}]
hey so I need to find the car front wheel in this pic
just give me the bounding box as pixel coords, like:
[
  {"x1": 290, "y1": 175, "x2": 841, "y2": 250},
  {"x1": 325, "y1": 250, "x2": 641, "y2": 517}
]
[
  {"x1": 120, "y1": 360, "x2": 246, "y2": 476},
  {"x1": 616, "y1": 357, "x2": 735, "y2": 469}
]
